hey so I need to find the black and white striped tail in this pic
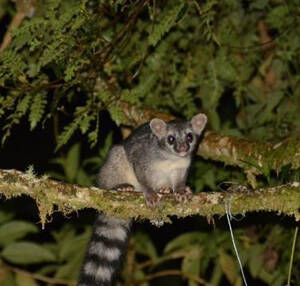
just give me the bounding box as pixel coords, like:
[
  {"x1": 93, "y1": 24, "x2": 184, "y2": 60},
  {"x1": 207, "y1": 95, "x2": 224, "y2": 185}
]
[{"x1": 78, "y1": 213, "x2": 131, "y2": 286}]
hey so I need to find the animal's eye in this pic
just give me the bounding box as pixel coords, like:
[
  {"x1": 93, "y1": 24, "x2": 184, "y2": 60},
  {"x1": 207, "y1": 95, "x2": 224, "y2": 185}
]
[
  {"x1": 186, "y1": 133, "x2": 193, "y2": 143},
  {"x1": 167, "y1": 135, "x2": 175, "y2": 145}
]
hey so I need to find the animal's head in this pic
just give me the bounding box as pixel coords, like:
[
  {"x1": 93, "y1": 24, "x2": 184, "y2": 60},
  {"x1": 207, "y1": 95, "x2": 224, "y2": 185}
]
[{"x1": 150, "y1": 113, "x2": 207, "y2": 157}]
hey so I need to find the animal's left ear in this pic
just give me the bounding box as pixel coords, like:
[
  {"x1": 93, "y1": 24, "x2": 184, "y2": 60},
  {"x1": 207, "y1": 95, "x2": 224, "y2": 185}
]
[
  {"x1": 191, "y1": 113, "x2": 207, "y2": 135},
  {"x1": 150, "y1": 118, "x2": 167, "y2": 139}
]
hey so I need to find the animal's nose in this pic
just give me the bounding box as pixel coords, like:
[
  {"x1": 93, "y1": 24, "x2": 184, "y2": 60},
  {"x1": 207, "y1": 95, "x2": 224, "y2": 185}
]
[{"x1": 178, "y1": 143, "x2": 188, "y2": 152}]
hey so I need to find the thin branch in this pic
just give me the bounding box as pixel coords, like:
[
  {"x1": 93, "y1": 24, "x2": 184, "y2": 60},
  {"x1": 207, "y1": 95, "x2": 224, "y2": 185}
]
[
  {"x1": 135, "y1": 269, "x2": 212, "y2": 286},
  {"x1": 198, "y1": 132, "x2": 300, "y2": 174},
  {"x1": 0, "y1": 0, "x2": 37, "y2": 52},
  {"x1": 0, "y1": 12, "x2": 25, "y2": 52},
  {"x1": 2, "y1": 262, "x2": 74, "y2": 285},
  {"x1": 287, "y1": 226, "x2": 299, "y2": 286}
]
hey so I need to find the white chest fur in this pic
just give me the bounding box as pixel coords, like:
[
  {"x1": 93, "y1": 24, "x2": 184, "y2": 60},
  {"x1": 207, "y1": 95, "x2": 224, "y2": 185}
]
[
  {"x1": 150, "y1": 157, "x2": 190, "y2": 190},
  {"x1": 152, "y1": 157, "x2": 190, "y2": 170}
]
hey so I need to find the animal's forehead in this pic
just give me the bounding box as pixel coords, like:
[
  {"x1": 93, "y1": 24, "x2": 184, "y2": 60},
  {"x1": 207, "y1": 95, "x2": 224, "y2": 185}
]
[{"x1": 167, "y1": 120, "x2": 190, "y2": 132}]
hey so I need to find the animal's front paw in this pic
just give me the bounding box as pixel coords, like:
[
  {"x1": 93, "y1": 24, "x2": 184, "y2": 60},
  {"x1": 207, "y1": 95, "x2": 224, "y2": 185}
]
[
  {"x1": 114, "y1": 183, "x2": 134, "y2": 192},
  {"x1": 145, "y1": 191, "x2": 162, "y2": 208},
  {"x1": 174, "y1": 186, "x2": 193, "y2": 203},
  {"x1": 158, "y1": 187, "x2": 172, "y2": 194}
]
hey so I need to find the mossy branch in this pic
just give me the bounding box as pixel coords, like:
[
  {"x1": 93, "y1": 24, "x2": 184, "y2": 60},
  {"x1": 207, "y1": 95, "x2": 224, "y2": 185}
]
[
  {"x1": 1, "y1": 169, "x2": 300, "y2": 229},
  {"x1": 199, "y1": 132, "x2": 300, "y2": 174}
]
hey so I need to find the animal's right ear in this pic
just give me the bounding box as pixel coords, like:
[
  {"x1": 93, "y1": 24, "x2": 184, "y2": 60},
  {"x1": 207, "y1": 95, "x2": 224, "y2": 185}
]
[
  {"x1": 191, "y1": 113, "x2": 207, "y2": 135},
  {"x1": 150, "y1": 118, "x2": 167, "y2": 139}
]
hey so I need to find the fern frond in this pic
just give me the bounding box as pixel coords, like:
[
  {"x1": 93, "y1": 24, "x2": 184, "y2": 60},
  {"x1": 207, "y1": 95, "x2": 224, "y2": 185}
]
[
  {"x1": 29, "y1": 92, "x2": 47, "y2": 130},
  {"x1": 17, "y1": 93, "x2": 32, "y2": 115},
  {"x1": 148, "y1": 0, "x2": 186, "y2": 47},
  {"x1": 79, "y1": 114, "x2": 95, "y2": 135},
  {"x1": 56, "y1": 117, "x2": 82, "y2": 151},
  {"x1": 88, "y1": 113, "x2": 99, "y2": 148}
]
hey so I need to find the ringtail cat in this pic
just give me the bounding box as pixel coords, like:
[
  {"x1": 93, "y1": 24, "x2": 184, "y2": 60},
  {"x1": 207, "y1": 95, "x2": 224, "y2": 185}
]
[{"x1": 78, "y1": 113, "x2": 207, "y2": 286}]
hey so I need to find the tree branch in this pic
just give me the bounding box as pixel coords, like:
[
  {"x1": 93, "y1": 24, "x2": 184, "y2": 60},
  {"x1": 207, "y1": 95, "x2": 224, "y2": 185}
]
[
  {"x1": 198, "y1": 132, "x2": 300, "y2": 174},
  {"x1": 1, "y1": 169, "x2": 300, "y2": 228},
  {"x1": 0, "y1": 0, "x2": 36, "y2": 52}
]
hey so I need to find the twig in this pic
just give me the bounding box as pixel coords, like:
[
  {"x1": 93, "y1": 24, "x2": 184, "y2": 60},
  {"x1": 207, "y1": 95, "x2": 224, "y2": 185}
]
[
  {"x1": 137, "y1": 251, "x2": 187, "y2": 270},
  {"x1": 287, "y1": 226, "x2": 299, "y2": 286},
  {"x1": 135, "y1": 269, "x2": 212, "y2": 286},
  {"x1": 97, "y1": 0, "x2": 150, "y2": 63},
  {"x1": 0, "y1": 12, "x2": 25, "y2": 52},
  {"x1": 3, "y1": 262, "x2": 74, "y2": 285},
  {"x1": 0, "y1": 0, "x2": 37, "y2": 52}
]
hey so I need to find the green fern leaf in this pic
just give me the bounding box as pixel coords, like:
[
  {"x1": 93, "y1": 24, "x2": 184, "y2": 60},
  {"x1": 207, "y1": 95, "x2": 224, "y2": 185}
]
[
  {"x1": 87, "y1": 113, "x2": 99, "y2": 148},
  {"x1": 149, "y1": 0, "x2": 186, "y2": 47},
  {"x1": 17, "y1": 94, "x2": 32, "y2": 116},
  {"x1": 56, "y1": 117, "x2": 82, "y2": 151},
  {"x1": 79, "y1": 114, "x2": 95, "y2": 135},
  {"x1": 29, "y1": 92, "x2": 47, "y2": 130}
]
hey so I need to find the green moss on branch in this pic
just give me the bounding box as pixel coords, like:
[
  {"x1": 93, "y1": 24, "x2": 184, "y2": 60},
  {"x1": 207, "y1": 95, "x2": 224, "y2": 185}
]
[{"x1": 1, "y1": 169, "x2": 300, "y2": 228}]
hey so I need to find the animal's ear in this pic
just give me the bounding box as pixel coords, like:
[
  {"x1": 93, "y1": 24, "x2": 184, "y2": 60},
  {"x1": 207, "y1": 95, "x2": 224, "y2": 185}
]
[
  {"x1": 191, "y1": 113, "x2": 207, "y2": 135},
  {"x1": 150, "y1": 118, "x2": 167, "y2": 139}
]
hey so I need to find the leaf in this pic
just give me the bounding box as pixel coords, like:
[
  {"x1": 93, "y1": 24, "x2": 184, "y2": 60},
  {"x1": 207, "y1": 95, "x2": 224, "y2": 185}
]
[
  {"x1": 266, "y1": 5, "x2": 290, "y2": 30},
  {"x1": 15, "y1": 273, "x2": 39, "y2": 286},
  {"x1": 164, "y1": 232, "x2": 206, "y2": 254},
  {"x1": 54, "y1": 252, "x2": 84, "y2": 280},
  {"x1": 45, "y1": 171, "x2": 67, "y2": 181},
  {"x1": 219, "y1": 250, "x2": 238, "y2": 284},
  {"x1": 52, "y1": 225, "x2": 91, "y2": 264},
  {"x1": 0, "y1": 221, "x2": 38, "y2": 246},
  {"x1": 209, "y1": 110, "x2": 221, "y2": 131},
  {"x1": 149, "y1": 0, "x2": 186, "y2": 47},
  {"x1": 133, "y1": 269, "x2": 149, "y2": 286},
  {"x1": 56, "y1": 118, "x2": 81, "y2": 151},
  {"x1": 108, "y1": 105, "x2": 128, "y2": 126},
  {"x1": 65, "y1": 143, "x2": 80, "y2": 181},
  {"x1": 49, "y1": 157, "x2": 65, "y2": 167},
  {"x1": 182, "y1": 247, "x2": 202, "y2": 286},
  {"x1": 38, "y1": 264, "x2": 58, "y2": 276},
  {"x1": 29, "y1": 92, "x2": 47, "y2": 130},
  {"x1": 0, "y1": 210, "x2": 14, "y2": 225},
  {"x1": 82, "y1": 157, "x2": 101, "y2": 168},
  {"x1": 210, "y1": 264, "x2": 222, "y2": 286},
  {"x1": 58, "y1": 228, "x2": 90, "y2": 262},
  {"x1": 203, "y1": 169, "x2": 216, "y2": 189},
  {"x1": 79, "y1": 114, "x2": 95, "y2": 134},
  {"x1": 99, "y1": 132, "x2": 113, "y2": 160},
  {"x1": 16, "y1": 94, "x2": 32, "y2": 116},
  {"x1": 1, "y1": 242, "x2": 56, "y2": 264},
  {"x1": 88, "y1": 129, "x2": 98, "y2": 148},
  {"x1": 216, "y1": 54, "x2": 237, "y2": 82},
  {"x1": 248, "y1": 245, "x2": 263, "y2": 277},
  {"x1": 76, "y1": 168, "x2": 93, "y2": 185},
  {"x1": 258, "y1": 268, "x2": 276, "y2": 284},
  {"x1": 134, "y1": 232, "x2": 157, "y2": 260}
]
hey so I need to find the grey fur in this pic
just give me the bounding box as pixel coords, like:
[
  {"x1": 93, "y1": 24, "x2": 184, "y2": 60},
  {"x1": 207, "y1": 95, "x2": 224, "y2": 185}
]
[{"x1": 78, "y1": 113, "x2": 207, "y2": 285}]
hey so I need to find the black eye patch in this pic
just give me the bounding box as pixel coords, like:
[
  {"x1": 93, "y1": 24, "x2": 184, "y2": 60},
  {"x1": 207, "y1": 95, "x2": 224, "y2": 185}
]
[
  {"x1": 186, "y1": 133, "x2": 193, "y2": 143},
  {"x1": 167, "y1": 135, "x2": 175, "y2": 145}
]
